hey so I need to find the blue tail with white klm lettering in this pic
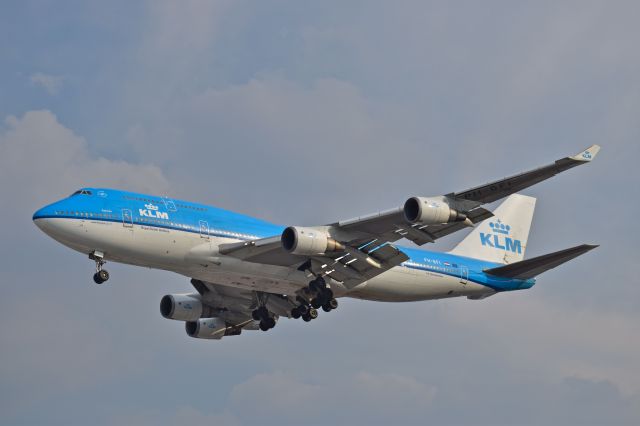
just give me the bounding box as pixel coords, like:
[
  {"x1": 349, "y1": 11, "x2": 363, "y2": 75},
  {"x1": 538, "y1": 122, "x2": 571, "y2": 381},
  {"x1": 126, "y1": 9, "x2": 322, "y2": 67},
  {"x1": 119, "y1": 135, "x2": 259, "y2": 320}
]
[{"x1": 449, "y1": 194, "x2": 536, "y2": 264}]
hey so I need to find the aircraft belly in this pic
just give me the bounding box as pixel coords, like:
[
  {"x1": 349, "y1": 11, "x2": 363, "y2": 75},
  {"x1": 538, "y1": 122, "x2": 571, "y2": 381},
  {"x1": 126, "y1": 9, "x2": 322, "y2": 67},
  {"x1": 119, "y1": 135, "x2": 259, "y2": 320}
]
[{"x1": 346, "y1": 266, "x2": 490, "y2": 302}]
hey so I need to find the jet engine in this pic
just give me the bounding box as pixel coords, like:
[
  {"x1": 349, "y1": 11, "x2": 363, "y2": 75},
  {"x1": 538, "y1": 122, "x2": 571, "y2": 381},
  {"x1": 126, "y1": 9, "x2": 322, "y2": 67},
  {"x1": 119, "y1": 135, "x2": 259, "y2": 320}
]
[
  {"x1": 281, "y1": 226, "x2": 345, "y2": 255},
  {"x1": 403, "y1": 197, "x2": 470, "y2": 225},
  {"x1": 185, "y1": 318, "x2": 230, "y2": 339},
  {"x1": 160, "y1": 293, "x2": 211, "y2": 321}
]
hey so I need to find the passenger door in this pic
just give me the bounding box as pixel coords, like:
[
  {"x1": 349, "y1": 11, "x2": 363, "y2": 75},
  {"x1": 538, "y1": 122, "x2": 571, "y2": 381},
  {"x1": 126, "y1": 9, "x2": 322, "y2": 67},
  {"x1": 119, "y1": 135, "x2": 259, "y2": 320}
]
[
  {"x1": 459, "y1": 265, "x2": 469, "y2": 285},
  {"x1": 122, "y1": 209, "x2": 133, "y2": 228},
  {"x1": 199, "y1": 220, "x2": 210, "y2": 239}
]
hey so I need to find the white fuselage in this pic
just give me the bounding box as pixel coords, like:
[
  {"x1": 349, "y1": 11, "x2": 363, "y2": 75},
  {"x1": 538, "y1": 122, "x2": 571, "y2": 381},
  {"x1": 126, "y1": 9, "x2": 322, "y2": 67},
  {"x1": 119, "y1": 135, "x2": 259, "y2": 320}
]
[{"x1": 35, "y1": 216, "x2": 495, "y2": 302}]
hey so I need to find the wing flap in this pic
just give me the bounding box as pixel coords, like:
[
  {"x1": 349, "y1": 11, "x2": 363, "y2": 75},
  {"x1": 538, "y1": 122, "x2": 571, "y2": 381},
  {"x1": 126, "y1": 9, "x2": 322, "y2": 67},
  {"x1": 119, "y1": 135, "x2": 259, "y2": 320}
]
[{"x1": 307, "y1": 243, "x2": 409, "y2": 288}]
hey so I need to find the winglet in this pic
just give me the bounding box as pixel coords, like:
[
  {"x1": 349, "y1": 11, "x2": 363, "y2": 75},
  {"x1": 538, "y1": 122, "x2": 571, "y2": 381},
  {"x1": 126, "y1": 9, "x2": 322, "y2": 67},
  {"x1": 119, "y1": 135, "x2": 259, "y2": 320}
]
[{"x1": 570, "y1": 144, "x2": 600, "y2": 162}]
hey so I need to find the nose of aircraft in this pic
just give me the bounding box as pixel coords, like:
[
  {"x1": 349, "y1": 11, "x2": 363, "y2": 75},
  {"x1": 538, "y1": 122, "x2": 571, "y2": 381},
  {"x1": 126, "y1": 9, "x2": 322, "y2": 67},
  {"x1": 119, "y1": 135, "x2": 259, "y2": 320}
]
[{"x1": 32, "y1": 201, "x2": 63, "y2": 233}]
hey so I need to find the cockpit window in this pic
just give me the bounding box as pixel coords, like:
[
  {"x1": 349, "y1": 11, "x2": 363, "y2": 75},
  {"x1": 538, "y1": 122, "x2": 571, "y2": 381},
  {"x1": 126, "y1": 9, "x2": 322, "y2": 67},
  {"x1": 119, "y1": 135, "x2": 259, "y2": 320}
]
[{"x1": 70, "y1": 189, "x2": 93, "y2": 196}]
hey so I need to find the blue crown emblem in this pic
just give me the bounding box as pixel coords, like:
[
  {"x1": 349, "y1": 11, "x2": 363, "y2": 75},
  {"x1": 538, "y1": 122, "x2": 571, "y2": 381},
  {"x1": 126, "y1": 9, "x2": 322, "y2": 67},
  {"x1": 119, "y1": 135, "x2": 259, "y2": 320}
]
[{"x1": 489, "y1": 220, "x2": 510, "y2": 235}]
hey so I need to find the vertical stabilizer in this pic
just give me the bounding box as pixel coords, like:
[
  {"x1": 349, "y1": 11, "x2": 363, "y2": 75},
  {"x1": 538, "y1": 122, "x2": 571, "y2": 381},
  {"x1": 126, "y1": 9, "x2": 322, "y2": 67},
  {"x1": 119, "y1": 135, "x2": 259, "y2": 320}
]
[{"x1": 449, "y1": 194, "x2": 536, "y2": 264}]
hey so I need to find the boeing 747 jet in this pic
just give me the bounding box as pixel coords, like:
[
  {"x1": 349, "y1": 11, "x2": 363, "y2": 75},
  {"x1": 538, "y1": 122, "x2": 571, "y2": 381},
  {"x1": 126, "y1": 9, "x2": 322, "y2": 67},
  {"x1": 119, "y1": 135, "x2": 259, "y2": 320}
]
[{"x1": 33, "y1": 146, "x2": 600, "y2": 339}]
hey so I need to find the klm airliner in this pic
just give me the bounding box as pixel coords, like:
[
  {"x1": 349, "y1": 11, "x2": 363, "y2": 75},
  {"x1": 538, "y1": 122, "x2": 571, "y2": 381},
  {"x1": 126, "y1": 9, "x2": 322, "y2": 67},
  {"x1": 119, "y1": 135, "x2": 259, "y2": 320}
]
[{"x1": 33, "y1": 146, "x2": 600, "y2": 339}]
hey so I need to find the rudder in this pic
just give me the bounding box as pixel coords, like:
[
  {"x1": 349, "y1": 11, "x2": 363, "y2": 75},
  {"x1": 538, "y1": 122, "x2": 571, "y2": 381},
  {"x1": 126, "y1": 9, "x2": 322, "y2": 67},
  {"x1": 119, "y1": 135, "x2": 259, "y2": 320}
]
[{"x1": 449, "y1": 194, "x2": 536, "y2": 264}]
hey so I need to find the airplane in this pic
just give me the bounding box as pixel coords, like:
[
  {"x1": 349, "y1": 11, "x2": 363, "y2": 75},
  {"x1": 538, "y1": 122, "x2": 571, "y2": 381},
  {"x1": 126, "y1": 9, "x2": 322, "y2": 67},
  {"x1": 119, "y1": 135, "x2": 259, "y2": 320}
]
[{"x1": 33, "y1": 145, "x2": 600, "y2": 340}]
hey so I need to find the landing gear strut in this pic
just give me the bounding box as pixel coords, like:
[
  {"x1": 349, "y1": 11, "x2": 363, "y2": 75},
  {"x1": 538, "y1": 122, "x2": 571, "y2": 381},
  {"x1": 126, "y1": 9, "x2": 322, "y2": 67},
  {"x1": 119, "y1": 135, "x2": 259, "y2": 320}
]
[{"x1": 90, "y1": 251, "x2": 109, "y2": 284}]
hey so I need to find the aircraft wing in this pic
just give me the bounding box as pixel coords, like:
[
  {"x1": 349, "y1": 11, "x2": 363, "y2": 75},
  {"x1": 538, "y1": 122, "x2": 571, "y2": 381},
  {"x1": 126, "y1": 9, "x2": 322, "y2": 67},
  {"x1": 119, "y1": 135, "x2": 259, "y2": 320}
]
[
  {"x1": 219, "y1": 238, "x2": 409, "y2": 288},
  {"x1": 334, "y1": 145, "x2": 600, "y2": 246},
  {"x1": 447, "y1": 144, "x2": 600, "y2": 204},
  {"x1": 219, "y1": 145, "x2": 599, "y2": 286}
]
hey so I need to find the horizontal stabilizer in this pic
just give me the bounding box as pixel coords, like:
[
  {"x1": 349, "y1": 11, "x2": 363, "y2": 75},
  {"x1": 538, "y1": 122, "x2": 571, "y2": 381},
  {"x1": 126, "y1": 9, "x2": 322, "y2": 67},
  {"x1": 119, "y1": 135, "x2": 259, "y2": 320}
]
[{"x1": 484, "y1": 244, "x2": 598, "y2": 280}]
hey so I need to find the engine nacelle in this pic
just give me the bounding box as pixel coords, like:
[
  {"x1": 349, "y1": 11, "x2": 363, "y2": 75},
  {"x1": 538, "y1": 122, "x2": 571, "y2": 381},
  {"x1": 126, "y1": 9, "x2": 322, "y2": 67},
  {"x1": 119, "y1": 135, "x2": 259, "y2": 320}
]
[
  {"x1": 160, "y1": 293, "x2": 203, "y2": 321},
  {"x1": 403, "y1": 197, "x2": 468, "y2": 225},
  {"x1": 185, "y1": 318, "x2": 230, "y2": 339},
  {"x1": 281, "y1": 226, "x2": 345, "y2": 255}
]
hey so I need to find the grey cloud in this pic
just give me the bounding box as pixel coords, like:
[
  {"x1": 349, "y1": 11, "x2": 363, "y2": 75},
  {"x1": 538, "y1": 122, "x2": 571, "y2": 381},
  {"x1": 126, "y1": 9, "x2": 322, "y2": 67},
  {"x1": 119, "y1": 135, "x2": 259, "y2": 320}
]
[
  {"x1": 0, "y1": 110, "x2": 170, "y2": 219},
  {"x1": 229, "y1": 371, "x2": 437, "y2": 424}
]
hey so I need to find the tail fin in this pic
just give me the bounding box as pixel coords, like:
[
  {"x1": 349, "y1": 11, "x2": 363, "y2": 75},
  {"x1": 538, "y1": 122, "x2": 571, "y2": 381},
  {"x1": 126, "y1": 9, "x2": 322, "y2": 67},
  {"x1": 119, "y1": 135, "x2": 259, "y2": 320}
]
[
  {"x1": 449, "y1": 194, "x2": 536, "y2": 264},
  {"x1": 483, "y1": 244, "x2": 598, "y2": 279}
]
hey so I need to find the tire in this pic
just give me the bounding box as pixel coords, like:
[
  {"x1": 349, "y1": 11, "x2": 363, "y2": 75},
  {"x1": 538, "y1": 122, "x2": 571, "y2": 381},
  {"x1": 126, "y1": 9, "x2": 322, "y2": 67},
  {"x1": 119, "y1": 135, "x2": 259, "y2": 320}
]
[
  {"x1": 323, "y1": 288, "x2": 334, "y2": 300},
  {"x1": 328, "y1": 298, "x2": 338, "y2": 310},
  {"x1": 257, "y1": 306, "x2": 269, "y2": 319},
  {"x1": 265, "y1": 317, "x2": 276, "y2": 329},
  {"x1": 322, "y1": 304, "x2": 332, "y2": 312},
  {"x1": 302, "y1": 314, "x2": 311, "y2": 322},
  {"x1": 291, "y1": 307, "x2": 301, "y2": 319},
  {"x1": 98, "y1": 269, "x2": 109, "y2": 282},
  {"x1": 311, "y1": 298, "x2": 322, "y2": 309},
  {"x1": 308, "y1": 308, "x2": 318, "y2": 319},
  {"x1": 298, "y1": 305, "x2": 309, "y2": 316},
  {"x1": 259, "y1": 321, "x2": 270, "y2": 331},
  {"x1": 93, "y1": 273, "x2": 104, "y2": 284},
  {"x1": 309, "y1": 279, "x2": 321, "y2": 292}
]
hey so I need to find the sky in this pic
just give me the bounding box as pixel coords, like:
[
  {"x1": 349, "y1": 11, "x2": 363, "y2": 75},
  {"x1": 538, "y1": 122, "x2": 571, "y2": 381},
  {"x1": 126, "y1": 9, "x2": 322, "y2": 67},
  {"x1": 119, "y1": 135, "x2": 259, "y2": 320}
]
[{"x1": 1, "y1": 1, "x2": 639, "y2": 425}]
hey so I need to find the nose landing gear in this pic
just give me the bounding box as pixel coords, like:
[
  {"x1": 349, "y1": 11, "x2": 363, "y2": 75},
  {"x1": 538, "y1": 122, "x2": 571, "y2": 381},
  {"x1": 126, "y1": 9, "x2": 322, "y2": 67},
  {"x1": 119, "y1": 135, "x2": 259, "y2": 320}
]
[{"x1": 90, "y1": 251, "x2": 109, "y2": 284}]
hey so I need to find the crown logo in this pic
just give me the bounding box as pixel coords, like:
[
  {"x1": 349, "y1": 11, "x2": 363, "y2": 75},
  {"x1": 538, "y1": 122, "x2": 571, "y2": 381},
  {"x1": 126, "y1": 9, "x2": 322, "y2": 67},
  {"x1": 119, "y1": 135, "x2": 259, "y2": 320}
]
[
  {"x1": 145, "y1": 203, "x2": 159, "y2": 211},
  {"x1": 489, "y1": 219, "x2": 510, "y2": 235}
]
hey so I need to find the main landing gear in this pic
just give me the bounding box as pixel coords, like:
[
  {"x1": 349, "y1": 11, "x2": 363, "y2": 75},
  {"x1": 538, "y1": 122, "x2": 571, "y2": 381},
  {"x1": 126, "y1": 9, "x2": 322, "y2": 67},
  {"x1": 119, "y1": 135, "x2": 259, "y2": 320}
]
[
  {"x1": 252, "y1": 305, "x2": 276, "y2": 331},
  {"x1": 90, "y1": 251, "x2": 109, "y2": 284},
  {"x1": 290, "y1": 277, "x2": 339, "y2": 322}
]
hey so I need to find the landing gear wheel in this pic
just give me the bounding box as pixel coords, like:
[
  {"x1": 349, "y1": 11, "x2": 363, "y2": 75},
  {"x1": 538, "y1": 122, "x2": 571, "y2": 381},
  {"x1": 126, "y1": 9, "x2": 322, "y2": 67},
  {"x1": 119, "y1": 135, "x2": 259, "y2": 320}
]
[
  {"x1": 259, "y1": 321, "x2": 270, "y2": 331},
  {"x1": 309, "y1": 276, "x2": 326, "y2": 293},
  {"x1": 322, "y1": 299, "x2": 338, "y2": 312},
  {"x1": 257, "y1": 306, "x2": 269, "y2": 320},
  {"x1": 309, "y1": 280, "x2": 321, "y2": 292},
  {"x1": 308, "y1": 308, "x2": 318, "y2": 319},
  {"x1": 311, "y1": 298, "x2": 322, "y2": 309},
  {"x1": 291, "y1": 307, "x2": 301, "y2": 319},
  {"x1": 297, "y1": 304, "x2": 309, "y2": 316},
  {"x1": 90, "y1": 252, "x2": 108, "y2": 284},
  {"x1": 328, "y1": 298, "x2": 338, "y2": 310},
  {"x1": 265, "y1": 317, "x2": 276, "y2": 329},
  {"x1": 302, "y1": 314, "x2": 312, "y2": 322}
]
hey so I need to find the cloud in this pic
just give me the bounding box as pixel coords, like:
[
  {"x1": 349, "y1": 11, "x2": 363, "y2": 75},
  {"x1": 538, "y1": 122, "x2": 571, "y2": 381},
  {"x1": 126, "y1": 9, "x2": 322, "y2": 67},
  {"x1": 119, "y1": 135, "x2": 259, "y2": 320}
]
[
  {"x1": 229, "y1": 371, "x2": 437, "y2": 424},
  {"x1": 0, "y1": 110, "x2": 170, "y2": 218},
  {"x1": 441, "y1": 294, "x2": 640, "y2": 395},
  {"x1": 29, "y1": 72, "x2": 63, "y2": 95}
]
